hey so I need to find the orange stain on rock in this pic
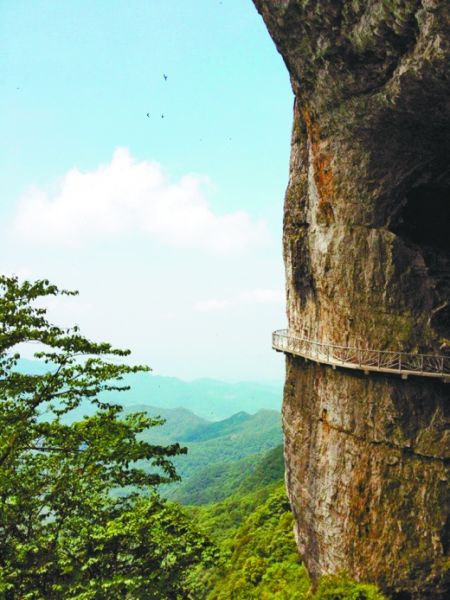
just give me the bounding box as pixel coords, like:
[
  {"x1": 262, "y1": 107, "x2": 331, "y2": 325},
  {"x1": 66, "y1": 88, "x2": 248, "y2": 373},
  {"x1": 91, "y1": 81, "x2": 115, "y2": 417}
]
[{"x1": 303, "y1": 108, "x2": 335, "y2": 225}]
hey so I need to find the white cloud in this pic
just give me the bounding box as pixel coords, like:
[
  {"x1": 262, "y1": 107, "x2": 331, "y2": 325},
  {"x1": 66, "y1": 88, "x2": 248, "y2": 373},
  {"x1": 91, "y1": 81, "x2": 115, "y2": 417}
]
[
  {"x1": 195, "y1": 288, "x2": 284, "y2": 311},
  {"x1": 14, "y1": 148, "x2": 269, "y2": 255}
]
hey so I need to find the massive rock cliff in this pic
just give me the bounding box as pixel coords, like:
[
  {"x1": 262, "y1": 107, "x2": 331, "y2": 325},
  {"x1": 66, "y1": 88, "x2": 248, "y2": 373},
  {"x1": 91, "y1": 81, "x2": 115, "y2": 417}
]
[{"x1": 253, "y1": 1, "x2": 450, "y2": 597}]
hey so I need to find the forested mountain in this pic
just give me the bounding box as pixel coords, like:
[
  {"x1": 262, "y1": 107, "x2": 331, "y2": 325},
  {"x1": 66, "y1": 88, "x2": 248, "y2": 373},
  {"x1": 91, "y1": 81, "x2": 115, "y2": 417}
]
[
  {"x1": 122, "y1": 404, "x2": 208, "y2": 445},
  {"x1": 121, "y1": 404, "x2": 283, "y2": 487},
  {"x1": 168, "y1": 444, "x2": 283, "y2": 505}
]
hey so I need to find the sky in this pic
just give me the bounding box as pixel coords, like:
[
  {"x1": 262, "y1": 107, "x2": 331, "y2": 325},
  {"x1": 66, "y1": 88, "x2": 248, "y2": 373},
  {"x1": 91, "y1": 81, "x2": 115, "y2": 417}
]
[{"x1": 0, "y1": 0, "x2": 293, "y2": 382}]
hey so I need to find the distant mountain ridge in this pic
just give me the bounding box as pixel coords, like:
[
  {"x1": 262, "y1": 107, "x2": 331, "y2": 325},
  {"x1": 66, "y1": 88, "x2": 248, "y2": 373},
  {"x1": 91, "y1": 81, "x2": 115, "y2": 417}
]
[
  {"x1": 122, "y1": 404, "x2": 208, "y2": 445},
  {"x1": 15, "y1": 359, "x2": 282, "y2": 420},
  {"x1": 181, "y1": 411, "x2": 253, "y2": 442},
  {"x1": 118, "y1": 373, "x2": 282, "y2": 420}
]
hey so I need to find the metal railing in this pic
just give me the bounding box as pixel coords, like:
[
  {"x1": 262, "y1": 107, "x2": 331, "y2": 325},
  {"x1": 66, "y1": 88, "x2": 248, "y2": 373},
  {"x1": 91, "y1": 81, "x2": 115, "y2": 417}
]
[{"x1": 272, "y1": 329, "x2": 450, "y2": 381}]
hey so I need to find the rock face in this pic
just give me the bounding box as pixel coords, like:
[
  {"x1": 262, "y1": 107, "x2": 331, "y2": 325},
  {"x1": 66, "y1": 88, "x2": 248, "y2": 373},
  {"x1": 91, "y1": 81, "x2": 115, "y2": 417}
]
[{"x1": 253, "y1": 1, "x2": 450, "y2": 597}]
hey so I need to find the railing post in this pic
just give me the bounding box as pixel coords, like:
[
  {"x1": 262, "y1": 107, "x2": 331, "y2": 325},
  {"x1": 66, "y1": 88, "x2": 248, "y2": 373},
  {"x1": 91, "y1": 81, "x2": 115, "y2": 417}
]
[
  {"x1": 399, "y1": 353, "x2": 402, "y2": 371},
  {"x1": 377, "y1": 351, "x2": 381, "y2": 369}
]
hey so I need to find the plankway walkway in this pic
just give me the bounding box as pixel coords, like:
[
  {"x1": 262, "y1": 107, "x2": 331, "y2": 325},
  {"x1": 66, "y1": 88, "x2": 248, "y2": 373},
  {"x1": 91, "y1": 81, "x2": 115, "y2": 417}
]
[{"x1": 272, "y1": 329, "x2": 450, "y2": 382}]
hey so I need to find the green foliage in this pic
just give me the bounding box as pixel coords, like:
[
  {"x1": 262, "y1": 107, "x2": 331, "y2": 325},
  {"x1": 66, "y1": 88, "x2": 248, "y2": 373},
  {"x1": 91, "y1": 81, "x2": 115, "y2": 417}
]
[
  {"x1": 167, "y1": 453, "x2": 261, "y2": 505},
  {"x1": 166, "y1": 445, "x2": 284, "y2": 506},
  {"x1": 205, "y1": 485, "x2": 310, "y2": 599},
  {"x1": 238, "y1": 444, "x2": 285, "y2": 493},
  {"x1": 193, "y1": 479, "x2": 282, "y2": 545},
  {"x1": 122, "y1": 403, "x2": 282, "y2": 502},
  {"x1": 180, "y1": 409, "x2": 281, "y2": 444},
  {"x1": 181, "y1": 411, "x2": 254, "y2": 442},
  {"x1": 189, "y1": 447, "x2": 285, "y2": 546},
  {"x1": 0, "y1": 276, "x2": 215, "y2": 599},
  {"x1": 313, "y1": 575, "x2": 388, "y2": 600},
  {"x1": 167, "y1": 410, "x2": 282, "y2": 484},
  {"x1": 187, "y1": 449, "x2": 303, "y2": 596},
  {"x1": 122, "y1": 404, "x2": 208, "y2": 446}
]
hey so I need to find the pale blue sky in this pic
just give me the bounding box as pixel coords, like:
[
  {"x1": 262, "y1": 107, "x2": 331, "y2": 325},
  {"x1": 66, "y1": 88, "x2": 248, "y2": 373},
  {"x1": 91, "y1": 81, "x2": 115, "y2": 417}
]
[{"x1": 1, "y1": 0, "x2": 293, "y2": 382}]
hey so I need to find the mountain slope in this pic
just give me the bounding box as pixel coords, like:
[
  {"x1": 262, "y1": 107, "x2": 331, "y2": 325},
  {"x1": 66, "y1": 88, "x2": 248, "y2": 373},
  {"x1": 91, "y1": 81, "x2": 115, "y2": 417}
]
[
  {"x1": 114, "y1": 401, "x2": 282, "y2": 481},
  {"x1": 168, "y1": 409, "x2": 282, "y2": 482},
  {"x1": 122, "y1": 404, "x2": 207, "y2": 445},
  {"x1": 167, "y1": 445, "x2": 284, "y2": 505}
]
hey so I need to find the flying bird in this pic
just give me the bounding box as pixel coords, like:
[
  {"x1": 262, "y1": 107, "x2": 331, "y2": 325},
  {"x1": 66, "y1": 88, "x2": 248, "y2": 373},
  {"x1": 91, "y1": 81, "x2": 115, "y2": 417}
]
[
  {"x1": 163, "y1": 74, "x2": 168, "y2": 80},
  {"x1": 161, "y1": 114, "x2": 164, "y2": 119},
  {"x1": 146, "y1": 112, "x2": 150, "y2": 118}
]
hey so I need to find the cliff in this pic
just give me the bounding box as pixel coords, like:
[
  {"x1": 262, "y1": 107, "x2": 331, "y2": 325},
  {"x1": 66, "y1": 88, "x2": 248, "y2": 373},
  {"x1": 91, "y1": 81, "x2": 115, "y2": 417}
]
[{"x1": 252, "y1": 1, "x2": 450, "y2": 598}]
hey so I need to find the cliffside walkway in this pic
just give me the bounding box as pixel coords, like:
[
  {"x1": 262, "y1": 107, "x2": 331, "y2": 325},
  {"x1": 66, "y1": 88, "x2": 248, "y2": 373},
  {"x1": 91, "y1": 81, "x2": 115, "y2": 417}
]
[{"x1": 272, "y1": 329, "x2": 450, "y2": 382}]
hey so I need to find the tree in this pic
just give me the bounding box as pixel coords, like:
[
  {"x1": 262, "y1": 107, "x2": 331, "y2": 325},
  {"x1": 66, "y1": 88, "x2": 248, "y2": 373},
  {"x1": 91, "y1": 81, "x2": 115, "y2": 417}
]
[{"x1": 0, "y1": 276, "x2": 215, "y2": 599}]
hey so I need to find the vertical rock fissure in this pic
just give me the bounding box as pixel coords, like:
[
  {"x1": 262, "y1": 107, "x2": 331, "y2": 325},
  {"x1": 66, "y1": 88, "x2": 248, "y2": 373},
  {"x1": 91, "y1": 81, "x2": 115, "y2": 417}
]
[{"x1": 253, "y1": 1, "x2": 450, "y2": 598}]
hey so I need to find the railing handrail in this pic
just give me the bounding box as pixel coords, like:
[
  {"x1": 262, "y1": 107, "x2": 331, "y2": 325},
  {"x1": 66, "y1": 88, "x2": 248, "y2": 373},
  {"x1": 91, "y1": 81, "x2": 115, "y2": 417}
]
[{"x1": 272, "y1": 329, "x2": 450, "y2": 379}]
